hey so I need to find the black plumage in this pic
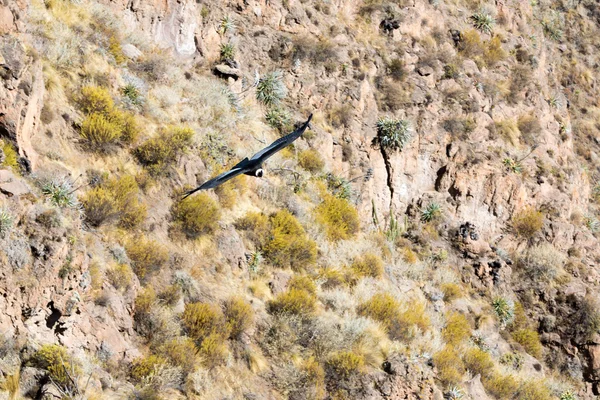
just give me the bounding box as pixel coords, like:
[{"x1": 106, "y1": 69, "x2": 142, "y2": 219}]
[{"x1": 182, "y1": 114, "x2": 313, "y2": 199}]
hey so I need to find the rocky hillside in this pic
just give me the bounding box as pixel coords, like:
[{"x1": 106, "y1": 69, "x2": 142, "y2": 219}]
[{"x1": 1, "y1": 0, "x2": 600, "y2": 398}]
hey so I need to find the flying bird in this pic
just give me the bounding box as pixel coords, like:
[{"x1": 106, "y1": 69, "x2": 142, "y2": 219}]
[{"x1": 182, "y1": 114, "x2": 313, "y2": 199}]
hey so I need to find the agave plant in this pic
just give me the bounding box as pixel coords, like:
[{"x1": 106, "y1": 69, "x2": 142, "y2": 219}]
[
  {"x1": 42, "y1": 178, "x2": 80, "y2": 208},
  {"x1": 444, "y1": 386, "x2": 464, "y2": 399},
  {"x1": 0, "y1": 208, "x2": 13, "y2": 237},
  {"x1": 256, "y1": 71, "x2": 287, "y2": 106},
  {"x1": 470, "y1": 11, "x2": 495, "y2": 34},
  {"x1": 503, "y1": 157, "x2": 522, "y2": 174},
  {"x1": 374, "y1": 117, "x2": 413, "y2": 151},
  {"x1": 560, "y1": 390, "x2": 577, "y2": 400},
  {"x1": 492, "y1": 297, "x2": 515, "y2": 326},
  {"x1": 219, "y1": 43, "x2": 236, "y2": 62},
  {"x1": 585, "y1": 216, "x2": 600, "y2": 233},
  {"x1": 421, "y1": 203, "x2": 442, "y2": 222},
  {"x1": 219, "y1": 15, "x2": 236, "y2": 35}
]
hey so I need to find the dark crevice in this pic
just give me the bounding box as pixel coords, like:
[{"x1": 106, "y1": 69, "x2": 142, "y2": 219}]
[
  {"x1": 45, "y1": 301, "x2": 62, "y2": 329},
  {"x1": 434, "y1": 165, "x2": 447, "y2": 191},
  {"x1": 379, "y1": 147, "x2": 394, "y2": 208}
]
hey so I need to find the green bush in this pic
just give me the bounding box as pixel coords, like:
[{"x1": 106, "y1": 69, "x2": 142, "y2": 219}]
[
  {"x1": 171, "y1": 193, "x2": 221, "y2": 239},
  {"x1": 492, "y1": 297, "x2": 515, "y2": 326},
  {"x1": 262, "y1": 210, "x2": 317, "y2": 269},
  {"x1": 125, "y1": 236, "x2": 169, "y2": 281},
  {"x1": 268, "y1": 288, "x2": 316, "y2": 316},
  {"x1": 134, "y1": 126, "x2": 194, "y2": 175},
  {"x1": 265, "y1": 107, "x2": 292, "y2": 133},
  {"x1": 182, "y1": 302, "x2": 228, "y2": 343},
  {"x1": 387, "y1": 58, "x2": 406, "y2": 81},
  {"x1": 223, "y1": 297, "x2": 254, "y2": 339},
  {"x1": 351, "y1": 253, "x2": 384, "y2": 279},
  {"x1": 81, "y1": 175, "x2": 147, "y2": 228},
  {"x1": 219, "y1": 43, "x2": 236, "y2": 62},
  {"x1": 0, "y1": 208, "x2": 14, "y2": 238},
  {"x1": 470, "y1": 11, "x2": 495, "y2": 34},
  {"x1": 80, "y1": 113, "x2": 122, "y2": 149},
  {"x1": 314, "y1": 195, "x2": 359, "y2": 241},
  {"x1": 298, "y1": 149, "x2": 324, "y2": 173},
  {"x1": 373, "y1": 117, "x2": 413, "y2": 151}
]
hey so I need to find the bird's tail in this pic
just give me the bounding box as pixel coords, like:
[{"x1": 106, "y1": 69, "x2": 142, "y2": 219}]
[{"x1": 181, "y1": 187, "x2": 201, "y2": 200}]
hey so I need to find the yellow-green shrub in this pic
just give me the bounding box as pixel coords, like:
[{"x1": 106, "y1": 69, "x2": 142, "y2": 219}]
[
  {"x1": 106, "y1": 264, "x2": 133, "y2": 291},
  {"x1": 459, "y1": 29, "x2": 484, "y2": 57},
  {"x1": 1, "y1": 140, "x2": 19, "y2": 171},
  {"x1": 512, "y1": 207, "x2": 544, "y2": 239},
  {"x1": 318, "y1": 267, "x2": 351, "y2": 289},
  {"x1": 351, "y1": 253, "x2": 384, "y2": 279},
  {"x1": 78, "y1": 85, "x2": 114, "y2": 114},
  {"x1": 158, "y1": 337, "x2": 198, "y2": 373},
  {"x1": 433, "y1": 345, "x2": 465, "y2": 385},
  {"x1": 135, "y1": 287, "x2": 157, "y2": 316},
  {"x1": 482, "y1": 372, "x2": 520, "y2": 399},
  {"x1": 81, "y1": 175, "x2": 146, "y2": 228},
  {"x1": 214, "y1": 180, "x2": 236, "y2": 209},
  {"x1": 134, "y1": 126, "x2": 194, "y2": 175},
  {"x1": 512, "y1": 329, "x2": 543, "y2": 359},
  {"x1": 198, "y1": 333, "x2": 228, "y2": 368},
  {"x1": 441, "y1": 283, "x2": 463, "y2": 302},
  {"x1": 357, "y1": 293, "x2": 400, "y2": 329},
  {"x1": 32, "y1": 345, "x2": 80, "y2": 389},
  {"x1": 396, "y1": 302, "x2": 430, "y2": 339},
  {"x1": 288, "y1": 275, "x2": 317, "y2": 296},
  {"x1": 77, "y1": 86, "x2": 139, "y2": 150},
  {"x1": 182, "y1": 302, "x2": 228, "y2": 343},
  {"x1": 518, "y1": 380, "x2": 552, "y2": 400},
  {"x1": 314, "y1": 195, "x2": 359, "y2": 241},
  {"x1": 125, "y1": 236, "x2": 169, "y2": 281},
  {"x1": 483, "y1": 36, "x2": 507, "y2": 66},
  {"x1": 223, "y1": 296, "x2": 254, "y2": 339},
  {"x1": 509, "y1": 301, "x2": 528, "y2": 332},
  {"x1": 298, "y1": 149, "x2": 324, "y2": 172},
  {"x1": 442, "y1": 312, "x2": 471, "y2": 346},
  {"x1": 462, "y1": 348, "x2": 494, "y2": 378},
  {"x1": 80, "y1": 113, "x2": 123, "y2": 149},
  {"x1": 303, "y1": 357, "x2": 326, "y2": 398},
  {"x1": 130, "y1": 354, "x2": 167, "y2": 381},
  {"x1": 171, "y1": 193, "x2": 220, "y2": 239},
  {"x1": 262, "y1": 210, "x2": 317, "y2": 269},
  {"x1": 108, "y1": 35, "x2": 126, "y2": 64},
  {"x1": 235, "y1": 211, "x2": 270, "y2": 244},
  {"x1": 268, "y1": 288, "x2": 316, "y2": 316},
  {"x1": 326, "y1": 351, "x2": 364, "y2": 379}
]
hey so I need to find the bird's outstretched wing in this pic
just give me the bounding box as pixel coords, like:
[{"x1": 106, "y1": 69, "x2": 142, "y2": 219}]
[
  {"x1": 182, "y1": 167, "x2": 246, "y2": 199},
  {"x1": 250, "y1": 114, "x2": 313, "y2": 162}
]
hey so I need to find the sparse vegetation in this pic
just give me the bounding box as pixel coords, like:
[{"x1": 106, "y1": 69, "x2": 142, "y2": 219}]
[
  {"x1": 326, "y1": 351, "x2": 364, "y2": 379},
  {"x1": 1, "y1": 140, "x2": 19, "y2": 172},
  {"x1": 223, "y1": 297, "x2": 254, "y2": 339},
  {"x1": 298, "y1": 149, "x2": 324, "y2": 173},
  {"x1": 421, "y1": 203, "x2": 442, "y2": 222},
  {"x1": 512, "y1": 207, "x2": 544, "y2": 239},
  {"x1": 443, "y1": 312, "x2": 471, "y2": 346},
  {"x1": 219, "y1": 43, "x2": 236, "y2": 62},
  {"x1": 493, "y1": 297, "x2": 515, "y2": 326},
  {"x1": 125, "y1": 236, "x2": 169, "y2": 281},
  {"x1": 42, "y1": 178, "x2": 79, "y2": 208},
  {"x1": 351, "y1": 253, "x2": 384, "y2": 279},
  {"x1": 268, "y1": 288, "x2": 317, "y2": 316},
  {"x1": 31, "y1": 344, "x2": 80, "y2": 392},
  {"x1": 134, "y1": 126, "x2": 194, "y2": 175},
  {"x1": 433, "y1": 345, "x2": 465, "y2": 385},
  {"x1": 512, "y1": 329, "x2": 543, "y2": 359}
]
